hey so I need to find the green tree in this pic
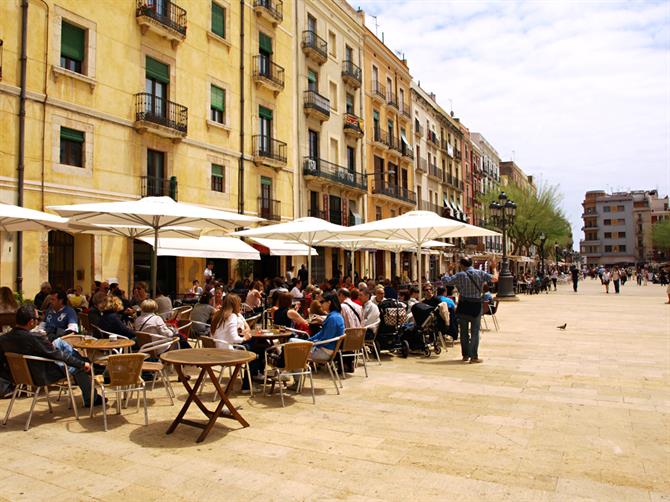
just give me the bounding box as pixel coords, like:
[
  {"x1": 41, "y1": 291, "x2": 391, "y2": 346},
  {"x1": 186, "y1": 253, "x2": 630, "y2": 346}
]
[
  {"x1": 478, "y1": 182, "x2": 572, "y2": 256},
  {"x1": 652, "y1": 219, "x2": 670, "y2": 250}
]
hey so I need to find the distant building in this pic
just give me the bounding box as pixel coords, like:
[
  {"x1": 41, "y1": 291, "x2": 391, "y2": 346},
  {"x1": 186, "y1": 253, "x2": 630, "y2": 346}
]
[
  {"x1": 499, "y1": 161, "x2": 536, "y2": 194},
  {"x1": 580, "y1": 190, "x2": 669, "y2": 265},
  {"x1": 470, "y1": 133, "x2": 501, "y2": 254}
]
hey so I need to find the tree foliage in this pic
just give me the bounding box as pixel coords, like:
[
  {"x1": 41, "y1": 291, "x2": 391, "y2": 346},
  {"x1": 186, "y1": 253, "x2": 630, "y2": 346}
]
[
  {"x1": 478, "y1": 182, "x2": 572, "y2": 257},
  {"x1": 652, "y1": 219, "x2": 670, "y2": 250}
]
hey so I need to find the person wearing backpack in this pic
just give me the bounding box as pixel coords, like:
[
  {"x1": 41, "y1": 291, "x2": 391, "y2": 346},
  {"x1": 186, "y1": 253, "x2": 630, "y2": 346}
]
[{"x1": 441, "y1": 257, "x2": 495, "y2": 364}]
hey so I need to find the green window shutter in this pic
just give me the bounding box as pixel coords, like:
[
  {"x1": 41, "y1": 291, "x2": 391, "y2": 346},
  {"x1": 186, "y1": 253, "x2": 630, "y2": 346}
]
[
  {"x1": 259, "y1": 106, "x2": 273, "y2": 120},
  {"x1": 211, "y1": 85, "x2": 225, "y2": 112},
  {"x1": 259, "y1": 32, "x2": 273, "y2": 54},
  {"x1": 211, "y1": 2, "x2": 225, "y2": 38},
  {"x1": 307, "y1": 70, "x2": 317, "y2": 84},
  {"x1": 260, "y1": 176, "x2": 272, "y2": 186},
  {"x1": 212, "y1": 164, "x2": 224, "y2": 177},
  {"x1": 61, "y1": 21, "x2": 85, "y2": 62},
  {"x1": 60, "y1": 126, "x2": 84, "y2": 143},
  {"x1": 146, "y1": 57, "x2": 170, "y2": 84}
]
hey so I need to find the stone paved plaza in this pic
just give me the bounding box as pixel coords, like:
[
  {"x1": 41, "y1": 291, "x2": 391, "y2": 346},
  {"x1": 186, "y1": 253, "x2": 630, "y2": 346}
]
[{"x1": 1, "y1": 279, "x2": 669, "y2": 501}]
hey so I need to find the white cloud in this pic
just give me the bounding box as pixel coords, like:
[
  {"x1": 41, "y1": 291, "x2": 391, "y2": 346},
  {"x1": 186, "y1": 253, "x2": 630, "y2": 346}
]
[{"x1": 356, "y1": 0, "x2": 670, "y2": 247}]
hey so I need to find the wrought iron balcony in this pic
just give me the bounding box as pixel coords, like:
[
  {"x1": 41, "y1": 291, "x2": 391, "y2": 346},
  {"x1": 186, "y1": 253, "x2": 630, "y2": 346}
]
[
  {"x1": 136, "y1": 0, "x2": 187, "y2": 43},
  {"x1": 342, "y1": 60, "x2": 361, "y2": 88},
  {"x1": 141, "y1": 175, "x2": 178, "y2": 200},
  {"x1": 414, "y1": 121, "x2": 423, "y2": 137},
  {"x1": 400, "y1": 102, "x2": 411, "y2": 118},
  {"x1": 419, "y1": 200, "x2": 441, "y2": 214},
  {"x1": 134, "y1": 92, "x2": 188, "y2": 139},
  {"x1": 253, "y1": 135, "x2": 287, "y2": 166},
  {"x1": 253, "y1": 56, "x2": 285, "y2": 91},
  {"x1": 387, "y1": 135, "x2": 402, "y2": 155},
  {"x1": 302, "y1": 157, "x2": 367, "y2": 192},
  {"x1": 303, "y1": 90, "x2": 330, "y2": 121},
  {"x1": 371, "y1": 127, "x2": 389, "y2": 148},
  {"x1": 387, "y1": 90, "x2": 399, "y2": 109},
  {"x1": 308, "y1": 208, "x2": 326, "y2": 219},
  {"x1": 372, "y1": 80, "x2": 386, "y2": 102},
  {"x1": 301, "y1": 30, "x2": 327, "y2": 64},
  {"x1": 253, "y1": 0, "x2": 283, "y2": 24},
  {"x1": 417, "y1": 157, "x2": 427, "y2": 173},
  {"x1": 401, "y1": 141, "x2": 414, "y2": 160},
  {"x1": 258, "y1": 197, "x2": 281, "y2": 221},
  {"x1": 428, "y1": 164, "x2": 442, "y2": 180},
  {"x1": 343, "y1": 113, "x2": 364, "y2": 138},
  {"x1": 427, "y1": 130, "x2": 439, "y2": 146},
  {"x1": 371, "y1": 177, "x2": 416, "y2": 205}
]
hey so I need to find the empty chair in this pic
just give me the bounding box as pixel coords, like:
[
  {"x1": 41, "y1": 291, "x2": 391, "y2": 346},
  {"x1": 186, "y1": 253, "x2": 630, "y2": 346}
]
[
  {"x1": 364, "y1": 319, "x2": 381, "y2": 365},
  {"x1": 263, "y1": 341, "x2": 315, "y2": 407},
  {"x1": 138, "y1": 337, "x2": 179, "y2": 405},
  {"x1": 339, "y1": 328, "x2": 368, "y2": 378}
]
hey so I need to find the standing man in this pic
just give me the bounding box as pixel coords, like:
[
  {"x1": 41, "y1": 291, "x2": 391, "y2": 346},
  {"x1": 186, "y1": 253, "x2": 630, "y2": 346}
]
[
  {"x1": 570, "y1": 265, "x2": 579, "y2": 292},
  {"x1": 441, "y1": 258, "x2": 493, "y2": 364},
  {"x1": 204, "y1": 261, "x2": 215, "y2": 284},
  {"x1": 298, "y1": 264, "x2": 308, "y2": 286}
]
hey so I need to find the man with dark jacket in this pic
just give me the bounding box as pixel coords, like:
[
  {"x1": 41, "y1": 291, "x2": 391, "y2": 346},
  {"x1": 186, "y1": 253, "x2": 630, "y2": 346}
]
[{"x1": 0, "y1": 305, "x2": 102, "y2": 406}]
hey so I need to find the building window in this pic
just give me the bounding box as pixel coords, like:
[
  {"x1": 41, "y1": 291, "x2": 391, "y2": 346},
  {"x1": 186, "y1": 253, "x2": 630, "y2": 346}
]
[
  {"x1": 60, "y1": 21, "x2": 85, "y2": 74},
  {"x1": 210, "y1": 84, "x2": 225, "y2": 123},
  {"x1": 145, "y1": 57, "x2": 169, "y2": 118},
  {"x1": 345, "y1": 93, "x2": 354, "y2": 114},
  {"x1": 604, "y1": 232, "x2": 612, "y2": 238},
  {"x1": 329, "y1": 81, "x2": 337, "y2": 112},
  {"x1": 146, "y1": 149, "x2": 166, "y2": 196},
  {"x1": 307, "y1": 69, "x2": 318, "y2": 91},
  {"x1": 211, "y1": 2, "x2": 226, "y2": 38},
  {"x1": 619, "y1": 231, "x2": 626, "y2": 238},
  {"x1": 328, "y1": 31, "x2": 336, "y2": 57},
  {"x1": 59, "y1": 127, "x2": 84, "y2": 167},
  {"x1": 259, "y1": 32, "x2": 273, "y2": 76},
  {"x1": 605, "y1": 245, "x2": 612, "y2": 252},
  {"x1": 376, "y1": 206, "x2": 382, "y2": 221},
  {"x1": 619, "y1": 245, "x2": 626, "y2": 252},
  {"x1": 346, "y1": 146, "x2": 355, "y2": 172},
  {"x1": 617, "y1": 205, "x2": 625, "y2": 212},
  {"x1": 211, "y1": 164, "x2": 224, "y2": 192},
  {"x1": 603, "y1": 206, "x2": 611, "y2": 212},
  {"x1": 604, "y1": 219, "x2": 611, "y2": 225}
]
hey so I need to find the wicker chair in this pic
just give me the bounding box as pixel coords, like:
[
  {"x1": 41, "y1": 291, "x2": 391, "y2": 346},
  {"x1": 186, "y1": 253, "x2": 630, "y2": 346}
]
[
  {"x1": 308, "y1": 334, "x2": 346, "y2": 395},
  {"x1": 340, "y1": 328, "x2": 368, "y2": 378},
  {"x1": 2, "y1": 352, "x2": 79, "y2": 430},
  {"x1": 364, "y1": 320, "x2": 381, "y2": 365},
  {"x1": 170, "y1": 306, "x2": 192, "y2": 321},
  {"x1": 93, "y1": 353, "x2": 148, "y2": 431},
  {"x1": 263, "y1": 341, "x2": 315, "y2": 407}
]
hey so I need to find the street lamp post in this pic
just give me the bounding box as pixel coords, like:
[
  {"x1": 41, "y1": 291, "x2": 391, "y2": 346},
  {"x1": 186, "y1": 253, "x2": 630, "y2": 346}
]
[
  {"x1": 489, "y1": 192, "x2": 517, "y2": 300},
  {"x1": 539, "y1": 232, "x2": 547, "y2": 277}
]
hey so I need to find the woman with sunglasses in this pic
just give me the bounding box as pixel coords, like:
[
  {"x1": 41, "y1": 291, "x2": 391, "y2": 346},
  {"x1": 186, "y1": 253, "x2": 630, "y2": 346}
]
[{"x1": 307, "y1": 292, "x2": 345, "y2": 361}]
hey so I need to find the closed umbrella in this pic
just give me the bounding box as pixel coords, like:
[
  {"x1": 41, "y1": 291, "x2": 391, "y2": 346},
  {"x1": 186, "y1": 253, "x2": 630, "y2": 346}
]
[{"x1": 50, "y1": 196, "x2": 261, "y2": 296}]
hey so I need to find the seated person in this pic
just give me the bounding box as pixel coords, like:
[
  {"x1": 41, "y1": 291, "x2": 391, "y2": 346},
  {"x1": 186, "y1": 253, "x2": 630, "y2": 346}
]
[
  {"x1": 482, "y1": 283, "x2": 494, "y2": 304},
  {"x1": 39, "y1": 289, "x2": 79, "y2": 340},
  {"x1": 87, "y1": 291, "x2": 107, "y2": 329},
  {"x1": 0, "y1": 305, "x2": 102, "y2": 407},
  {"x1": 435, "y1": 286, "x2": 456, "y2": 309},
  {"x1": 98, "y1": 295, "x2": 135, "y2": 339},
  {"x1": 307, "y1": 293, "x2": 345, "y2": 361},
  {"x1": 188, "y1": 280, "x2": 203, "y2": 298},
  {"x1": 360, "y1": 289, "x2": 380, "y2": 340},
  {"x1": 134, "y1": 299, "x2": 175, "y2": 339},
  {"x1": 245, "y1": 281, "x2": 264, "y2": 313},
  {"x1": 0, "y1": 286, "x2": 19, "y2": 314},
  {"x1": 190, "y1": 293, "x2": 215, "y2": 337},
  {"x1": 67, "y1": 285, "x2": 88, "y2": 309},
  {"x1": 155, "y1": 288, "x2": 173, "y2": 317},
  {"x1": 273, "y1": 292, "x2": 309, "y2": 333}
]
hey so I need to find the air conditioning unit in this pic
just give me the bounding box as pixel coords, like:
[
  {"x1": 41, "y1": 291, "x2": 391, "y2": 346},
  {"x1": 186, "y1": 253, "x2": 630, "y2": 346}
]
[{"x1": 305, "y1": 159, "x2": 317, "y2": 171}]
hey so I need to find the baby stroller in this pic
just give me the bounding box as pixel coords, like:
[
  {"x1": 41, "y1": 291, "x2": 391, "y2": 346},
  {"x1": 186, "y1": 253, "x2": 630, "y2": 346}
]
[
  {"x1": 398, "y1": 303, "x2": 442, "y2": 357},
  {"x1": 375, "y1": 299, "x2": 408, "y2": 354}
]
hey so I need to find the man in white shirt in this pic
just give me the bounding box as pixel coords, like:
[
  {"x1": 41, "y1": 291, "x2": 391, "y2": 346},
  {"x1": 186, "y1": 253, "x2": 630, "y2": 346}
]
[
  {"x1": 289, "y1": 279, "x2": 303, "y2": 299},
  {"x1": 371, "y1": 286, "x2": 386, "y2": 305},
  {"x1": 204, "y1": 262, "x2": 214, "y2": 283},
  {"x1": 360, "y1": 289, "x2": 379, "y2": 329},
  {"x1": 337, "y1": 288, "x2": 361, "y2": 329}
]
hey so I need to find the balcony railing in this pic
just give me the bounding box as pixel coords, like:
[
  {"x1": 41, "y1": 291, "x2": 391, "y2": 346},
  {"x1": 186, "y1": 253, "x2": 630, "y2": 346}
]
[
  {"x1": 417, "y1": 157, "x2": 427, "y2": 173},
  {"x1": 427, "y1": 131, "x2": 439, "y2": 146},
  {"x1": 141, "y1": 175, "x2": 178, "y2": 200},
  {"x1": 400, "y1": 102, "x2": 411, "y2": 118},
  {"x1": 253, "y1": 56, "x2": 285, "y2": 90},
  {"x1": 301, "y1": 30, "x2": 327, "y2": 63},
  {"x1": 343, "y1": 112, "x2": 364, "y2": 137},
  {"x1": 303, "y1": 90, "x2": 330, "y2": 120},
  {"x1": 342, "y1": 60, "x2": 361, "y2": 87},
  {"x1": 401, "y1": 142, "x2": 414, "y2": 160},
  {"x1": 372, "y1": 127, "x2": 389, "y2": 148},
  {"x1": 387, "y1": 90, "x2": 398, "y2": 109},
  {"x1": 419, "y1": 200, "x2": 441, "y2": 214},
  {"x1": 253, "y1": 0, "x2": 283, "y2": 23},
  {"x1": 135, "y1": 92, "x2": 188, "y2": 136},
  {"x1": 258, "y1": 197, "x2": 281, "y2": 221},
  {"x1": 429, "y1": 164, "x2": 442, "y2": 180},
  {"x1": 302, "y1": 157, "x2": 367, "y2": 192},
  {"x1": 136, "y1": 0, "x2": 187, "y2": 37},
  {"x1": 371, "y1": 177, "x2": 416, "y2": 204},
  {"x1": 253, "y1": 135, "x2": 287, "y2": 164},
  {"x1": 372, "y1": 80, "x2": 386, "y2": 101},
  {"x1": 308, "y1": 209, "x2": 326, "y2": 219}
]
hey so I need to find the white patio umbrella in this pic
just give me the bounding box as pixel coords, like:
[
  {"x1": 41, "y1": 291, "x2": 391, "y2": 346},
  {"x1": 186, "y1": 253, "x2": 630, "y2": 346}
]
[
  {"x1": 233, "y1": 217, "x2": 346, "y2": 284},
  {"x1": 247, "y1": 237, "x2": 318, "y2": 257},
  {"x1": 0, "y1": 202, "x2": 69, "y2": 231},
  {"x1": 139, "y1": 236, "x2": 260, "y2": 260},
  {"x1": 50, "y1": 196, "x2": 261, "y2": 296},
  {"x1": 339, "y1": 210, "x2": 499, "y2": 291}
]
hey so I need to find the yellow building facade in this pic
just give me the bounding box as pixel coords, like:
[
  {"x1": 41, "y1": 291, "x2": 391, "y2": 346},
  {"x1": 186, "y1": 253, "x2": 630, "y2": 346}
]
[{"x1": 0, "y1": 0, "x2": 295, "y2": 297}]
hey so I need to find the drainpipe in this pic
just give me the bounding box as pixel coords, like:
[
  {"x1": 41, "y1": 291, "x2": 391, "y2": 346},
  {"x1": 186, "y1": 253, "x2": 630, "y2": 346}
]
[
  {"x1": 237, "y1": 0, "x2": 245, "y2": 214},
  {"x1": 16, "y1": 0, "x2": 29, "y2": 293}
]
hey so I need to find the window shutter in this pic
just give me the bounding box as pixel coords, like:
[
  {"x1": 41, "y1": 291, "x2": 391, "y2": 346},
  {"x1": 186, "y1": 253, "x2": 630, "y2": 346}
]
[
  {"x1": 211, "y1": 85, "x2": 225, "y2": 112},
  {"x1": 61, "y1": 21, "x2": 85, "y2": 61},
  {"x1": 60, "y1": 127, "x2": 84, "y2": 143},
  {"x1": 259, "y1": 106, "x2": 273, "y2": 120},
  {"x1": 211, "y1": 2, "x2": 225, "y2": 38},
  {"x1": 212, "y1": 164, "x2": 223, "y2": 177},
  {"x1": 259, "y1": 32, "x2": 273, "y2": 54},
  {"x1": 146, "y1": 57, "x2": 170, "y2": 84}
]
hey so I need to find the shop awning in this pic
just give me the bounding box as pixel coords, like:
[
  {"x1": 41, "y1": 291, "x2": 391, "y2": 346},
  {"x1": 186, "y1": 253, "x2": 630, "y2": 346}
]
[
  {"x1": 248, "y1": 237, "x2": 318, "y2": 257},
  {"x1": 400, "y1": 132, "x2": 410, "y2": 147},
  {"x1": 139, "y1": 236, "x2": 260, "y2": 260}
]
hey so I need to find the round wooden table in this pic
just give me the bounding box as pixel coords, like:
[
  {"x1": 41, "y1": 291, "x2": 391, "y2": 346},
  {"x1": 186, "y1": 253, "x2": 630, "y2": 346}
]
[
  {"x1": 160, "y1": 348, "x2": 256, "y2": 443},
  {"x1": 252, "y1": 329, "x2": 294, "y2": 341},
  {"x1": 69, "y1": 337, "x2": 135, "y2": 416}
]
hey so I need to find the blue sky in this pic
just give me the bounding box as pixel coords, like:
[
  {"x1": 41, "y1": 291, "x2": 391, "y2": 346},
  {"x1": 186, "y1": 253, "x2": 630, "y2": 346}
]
[{"x1": 355, "y1": 0, "x2": 670, "y2": 248}]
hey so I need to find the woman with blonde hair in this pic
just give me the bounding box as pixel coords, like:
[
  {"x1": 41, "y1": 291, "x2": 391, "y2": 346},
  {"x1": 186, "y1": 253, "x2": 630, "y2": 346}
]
[
  {"x1": 98, "y1": 295, "x2": 135, "y2": 339},
  {"x1": 0, "y1": 286, "x2": 19, "y2": 314}
]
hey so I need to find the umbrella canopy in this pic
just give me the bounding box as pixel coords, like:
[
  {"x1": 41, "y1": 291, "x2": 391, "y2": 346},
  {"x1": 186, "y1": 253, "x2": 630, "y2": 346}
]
[
  {"x1": 50, "y1": 196, "x2": 262, "y2": 296},
  {"x1": 233, "y1": 217, "x2": 346, "y2": 284},
  {"x1": 340, "y1": 210, "x2": 499, "y2": 289},
  {"x1": 248, "y1": 238, "x2": 318, "y2": 257},
  {"x1": 0, "y1": 202, "x2": 70, "y2": 232},
  {"x1": 139, "y1": 236, "x2": 260, "y2": 260}
]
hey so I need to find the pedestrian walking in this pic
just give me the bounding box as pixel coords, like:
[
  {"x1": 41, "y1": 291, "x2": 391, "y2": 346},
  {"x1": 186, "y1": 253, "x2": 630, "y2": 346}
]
[
  {"x1": 550, "y1": 268, "x2": 558, "y2": 291},
  {"x1": 602, "y1": 269, "x2": 611, "y2": 294},
  {"x1": 612, "y1": 266, "x2": 621, "y2": 294},
  {"x1": 570, "y1": 265, "x2": 579, "y2": 292},
  {"x1": 441, "y1": 257, "x2": 495, "y2": 364}
]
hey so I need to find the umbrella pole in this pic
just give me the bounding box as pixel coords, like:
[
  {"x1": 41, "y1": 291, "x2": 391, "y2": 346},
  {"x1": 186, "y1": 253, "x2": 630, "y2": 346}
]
[
  {"x1": 417, "y1": 243, "x2": 422, "y2": 293},
  {"x1": 307, "y1": 243, "x2": 312, "y2": 286},
  {"x1": 127, "y1": 236, "x2": 134, "y2": 295},
  {"x1": 151, "y1": 227, "x2": 158, "y2": 298},
  {"x1": 350, "y1": 247, "x2": 355, "y2": 285}
]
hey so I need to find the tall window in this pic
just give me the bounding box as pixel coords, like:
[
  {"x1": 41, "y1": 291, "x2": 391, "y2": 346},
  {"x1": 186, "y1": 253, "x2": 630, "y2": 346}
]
[
  {"x1": 346, "y1": 146, "x2": 355, "y2": 173},
  {"x1": 61, "y1": 21, "x2": 85, "y2": 74},
  {"x1": 259, "y1": 32, "x2": 273, "y2": 76},
  {"x1": 372, "y1": 65, "x2": 378, "y2": 84},
  {"x1": 329, "y1": 81, "x2": 337, "y2": 111},
  {"x1": 145, "y1": 57, "x2": 169, "y2": 118},
  {"x1": 259, "y1": 106, "x2": 273, "y2": 153},
  {"x1": 307, "y1": 14, "x2": 317, "y2": 33},
  {"x1": 328, "y1": 31, "x2": 336, "y2": 57},
  {"x1": 375, "y1": 206, "x2": 382, "y2": 221},
  {"x1": 307, "y1": 69, "x2": 318, "y2": 91},
  {"x1": 210, "y1": 85, "x2": 225, "y2": 123},
  {"x1": 147, "y1": 149, "x2": 166, "y2": 196},
  {"x1": 345, "y1": 93, "x2": 354, "y2": 114},
  {"x1": 211, "y1": 2, "x2": 226, "y2": 38},
  {"x1": 345, "y1": 45, "x2": 353, "y2": 62},
  {"x1": 260, "y1": 177, "x2": 273, "y2": 218},
  {"x1": 308, "y1": 130, "x2": 319, "y2": 160},
  {"x1": 211, "y1": 164, "x2": 224, "y2": 192},
  {"x1": 60, "y1": 127, "x2": 84, "y2": 167}
]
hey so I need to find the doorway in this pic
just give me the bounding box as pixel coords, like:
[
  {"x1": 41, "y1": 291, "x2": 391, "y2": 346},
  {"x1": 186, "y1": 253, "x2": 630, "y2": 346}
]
[{"x1": 48, "y1": 231, "x2": 74, "y2": 290}]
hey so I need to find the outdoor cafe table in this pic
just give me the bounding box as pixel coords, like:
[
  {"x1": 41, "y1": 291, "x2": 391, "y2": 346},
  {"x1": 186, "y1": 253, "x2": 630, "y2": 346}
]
[
  {"x1": 69, "y1": 337, "x2": 135, "y2": 416},
  {"x1": 160, "y1": 348, "x2": 256, "y2": 443}
]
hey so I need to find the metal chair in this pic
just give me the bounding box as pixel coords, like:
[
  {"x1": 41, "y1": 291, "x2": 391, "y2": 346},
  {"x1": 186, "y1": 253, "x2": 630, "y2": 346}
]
[
  {"x1": 263, "y1": 341, "x2": 315, "y2": 407},
  {"x1": 2, "y1": 352, "x2": 79, "y2": 430},
  {"x1": 0, "y1": 312, "x2": 16, "y2": 334},
  {"x1": 138, "y1": 337, "x2": 179, "y2": 405},
  {"x1": 93, "y1": 353, "x2": 148, "y2": 431},
  {"x1": 340, "y1": 328, "x2": 368, "y2": 378},
  {"x1": 308, "y1": 335, "x2": 346, "y2": 395},
  {"x1": 170, "y1": 306, "x2": 192, "y2": 321},
  {"x1": 363, "y1": 320, "x2": 381, "y2": 365},
  {"x1": 483, "y1": 300, "x2": 500, "y2": 332},
  {"x1": 188, "y1": 320, "x2": 210, "y2": 348}
]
